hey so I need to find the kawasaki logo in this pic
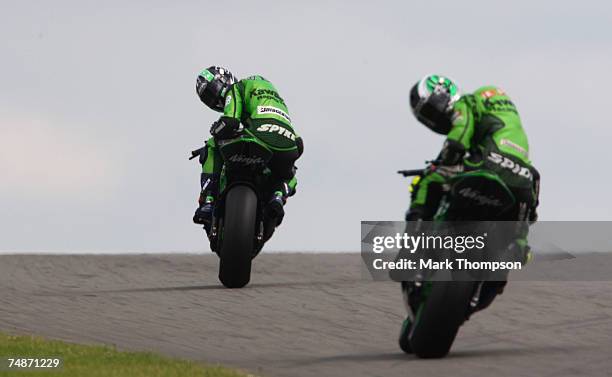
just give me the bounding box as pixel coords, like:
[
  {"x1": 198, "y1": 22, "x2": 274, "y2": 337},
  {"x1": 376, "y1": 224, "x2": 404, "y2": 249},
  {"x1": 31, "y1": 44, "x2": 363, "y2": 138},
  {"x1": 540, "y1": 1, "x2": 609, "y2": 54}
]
[
  {"x1": 458, "y1": 187, "x2": 504, "y2": 207},
  {"x1": 487, "y1": 152, "x2": 532, "y2": 179},
  {"x1": 483, "y1": 98, "x2": 518, "y2": 114},
  {"x1": 250, "y1": 88, "x2": 285, "y2": 104},
  {"x1": 257, "y1": 106, "x2": 291, "y2": 123},
  {"x1": 227, "y1": 154, "x2": 265, "y2": 165},
  {"x1": 256, "y1": 124, "x2": 296, "y2": 141}
]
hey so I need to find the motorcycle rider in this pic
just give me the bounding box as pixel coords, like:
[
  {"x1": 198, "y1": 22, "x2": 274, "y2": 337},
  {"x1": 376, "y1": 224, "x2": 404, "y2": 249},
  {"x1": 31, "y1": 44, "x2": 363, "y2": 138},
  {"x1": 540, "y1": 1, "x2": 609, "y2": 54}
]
[
  {"x1": 192, "y1": 66, "x2": 303, "y2": 228},
  {"x1": 398, "y1": 74, "x2": 540, "y2": 350}
]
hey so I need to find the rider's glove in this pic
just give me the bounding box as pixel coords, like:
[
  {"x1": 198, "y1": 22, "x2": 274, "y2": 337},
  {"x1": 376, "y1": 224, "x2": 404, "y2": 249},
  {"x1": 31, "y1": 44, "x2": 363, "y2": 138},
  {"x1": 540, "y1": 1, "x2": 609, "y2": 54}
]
[
  {"x1": 439, "y1": 139, "x2": 466, "y2": 165},
  {"x1": 435, "y1": 164, "x2": 464, "y2": 178},
  {"x1": 210, "y1": 117, "x2": 242, "y2": 141}
]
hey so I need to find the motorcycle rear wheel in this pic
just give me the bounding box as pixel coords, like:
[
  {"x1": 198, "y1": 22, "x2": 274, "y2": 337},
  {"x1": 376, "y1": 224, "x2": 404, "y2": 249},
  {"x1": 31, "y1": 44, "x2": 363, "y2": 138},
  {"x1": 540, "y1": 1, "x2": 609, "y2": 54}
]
[
  {"x1": 409, "y1": 277, "x2": 476, "y2": 358},
  {"x1": 218, "y1": 185, "x2": 257, "y2": 288}
]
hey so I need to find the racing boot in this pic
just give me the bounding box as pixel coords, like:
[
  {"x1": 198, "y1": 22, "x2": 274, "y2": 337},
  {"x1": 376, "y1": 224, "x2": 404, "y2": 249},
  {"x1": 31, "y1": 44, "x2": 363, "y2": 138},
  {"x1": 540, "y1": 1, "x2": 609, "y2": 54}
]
[
  {"x1": 467, "y1": 241, "x2": 527, "y2": 314},
  {"x1": 193, "y1": 173, "x2": 219, "y2": 226},
  {"x1": 193, "y1": 194, "x2": 214, "y2": 226},
  {"x1": 266, "y1": 190, "x2": 287, "y2": 226},
  {"x1": 266, "y1": 178, "x2": 297, "y2": 226},
  {"x1": 398, "y1": 280, "x2": 423, "y2": 354}
]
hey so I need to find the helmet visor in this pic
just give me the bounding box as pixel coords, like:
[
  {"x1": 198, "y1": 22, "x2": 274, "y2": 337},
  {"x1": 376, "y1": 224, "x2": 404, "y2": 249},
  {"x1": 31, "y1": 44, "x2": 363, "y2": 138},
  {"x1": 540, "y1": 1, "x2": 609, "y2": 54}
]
[
  {"x1": 197, "y1": 75, "x2": 226, "y2": 112},
  {"x1": 417, "y1": 92, "x2": 453, "y2": 134}
]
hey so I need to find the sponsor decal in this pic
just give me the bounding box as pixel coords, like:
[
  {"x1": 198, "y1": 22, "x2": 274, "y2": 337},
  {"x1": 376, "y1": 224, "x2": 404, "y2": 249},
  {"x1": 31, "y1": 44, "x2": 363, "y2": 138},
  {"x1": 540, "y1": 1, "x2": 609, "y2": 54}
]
[
  {"x1": 487, "y1": 152, "x2": 532, "y2": 179},
  {"x1": 483, "y1": 98, "x2": 518, "y2": 114},
  {"x1": 500, "y1": 138, "x2": 528, "y2": 157},
  {"x1": 257, "y1": 106, "x2": 291, "y2": 123},
  {"x1": 225, "y1": 95, "x2": 232, "y2": 107},
  {"x1": 256, "y1": 124, "x2": 296, "y2": 141},
  {"x1": 227, "y1": 154, "x2": 266, "y2": 165},
  {"x1": 480, "y1": 88, "x2": 506, "y2": 99},
  {"x1": 458, "y1": 187, "x2": 504, "y2": 207},
  {"x1": 481, "y1": 90, "x2": 495, "y2": 98},
  {"x1": 250, "y1": 88, "x2": 286, "y2": 105}
]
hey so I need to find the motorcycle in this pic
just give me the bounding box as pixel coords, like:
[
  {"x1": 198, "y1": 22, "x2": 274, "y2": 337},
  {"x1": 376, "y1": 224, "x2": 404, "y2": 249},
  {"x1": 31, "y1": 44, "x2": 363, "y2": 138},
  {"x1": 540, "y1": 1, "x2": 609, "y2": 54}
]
[
  {"x1": 396, "y1": 163, "x2": 526, "y2": 358},
  {"x1": 190, "y1": 133, "x2": 280, "y2": 288}
]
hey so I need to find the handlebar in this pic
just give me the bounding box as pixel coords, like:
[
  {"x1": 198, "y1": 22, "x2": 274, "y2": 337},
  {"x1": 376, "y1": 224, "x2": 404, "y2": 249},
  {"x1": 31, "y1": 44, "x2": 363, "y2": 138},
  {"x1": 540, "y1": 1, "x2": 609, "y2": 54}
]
[
  {"x1": 398, "y1": 159, "x2": 442, "y2": 177},
  {"x1": 397, "y1": 169, "x2": 425, "y2": 177},
  {"x1": 189, "y1": 146, "x2": 206, "y2": 160}
]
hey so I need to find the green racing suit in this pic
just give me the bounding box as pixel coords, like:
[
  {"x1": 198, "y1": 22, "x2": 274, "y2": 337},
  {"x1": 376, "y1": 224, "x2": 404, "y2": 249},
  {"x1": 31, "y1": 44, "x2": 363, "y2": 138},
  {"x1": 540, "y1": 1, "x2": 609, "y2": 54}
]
[
  {"x1": 399, "y1": 86, "x2": 541, "y2": 324},
  {"x1": 407, "y1": 86, "x2": 540, "y2": 257},
  {"x1": 198, "y1": 76, "x2": 302, "y2": 205}
]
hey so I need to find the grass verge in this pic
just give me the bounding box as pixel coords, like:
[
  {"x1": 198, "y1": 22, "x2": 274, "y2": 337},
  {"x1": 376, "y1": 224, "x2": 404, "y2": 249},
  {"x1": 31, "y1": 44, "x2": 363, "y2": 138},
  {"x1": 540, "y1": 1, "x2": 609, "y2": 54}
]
[{"x1": 0, "y1": 332, "x2": 250, "y2": 377}]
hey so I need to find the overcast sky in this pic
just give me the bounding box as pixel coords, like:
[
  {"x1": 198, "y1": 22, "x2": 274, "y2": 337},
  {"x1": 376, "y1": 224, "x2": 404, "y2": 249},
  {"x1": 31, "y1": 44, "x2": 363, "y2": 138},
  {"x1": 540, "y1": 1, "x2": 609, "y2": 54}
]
[{"x1": 1, "y1": 1, "x2": 611, "y2": 252}]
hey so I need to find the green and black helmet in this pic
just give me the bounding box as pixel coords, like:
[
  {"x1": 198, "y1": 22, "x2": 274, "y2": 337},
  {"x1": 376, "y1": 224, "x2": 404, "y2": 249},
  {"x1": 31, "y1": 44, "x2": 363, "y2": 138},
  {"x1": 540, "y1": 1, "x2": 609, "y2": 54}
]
[
  {"x1": 410, "y1": 74, "x2": 461, "y2": 134},
  {"x1": 196, "y1": 66, "x2": 236, "y2": 112}
]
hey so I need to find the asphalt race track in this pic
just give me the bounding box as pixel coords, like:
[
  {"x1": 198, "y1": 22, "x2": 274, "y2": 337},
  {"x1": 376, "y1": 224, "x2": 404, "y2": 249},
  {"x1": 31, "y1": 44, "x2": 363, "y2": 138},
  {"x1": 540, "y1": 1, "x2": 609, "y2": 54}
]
[{"x1": 1, "y1": 253, "x2": 612, "y2": 377}]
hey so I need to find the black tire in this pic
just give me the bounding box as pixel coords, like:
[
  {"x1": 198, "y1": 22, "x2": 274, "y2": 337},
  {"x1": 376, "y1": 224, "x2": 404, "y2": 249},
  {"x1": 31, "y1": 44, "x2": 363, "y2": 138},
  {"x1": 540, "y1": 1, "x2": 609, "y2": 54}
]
[
  {"x1": 409, "y1": 278, "x2": 476, "y2": 358},
  {"x1": 218, "y1": 185, "x2": 257, "y2": 288}
]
